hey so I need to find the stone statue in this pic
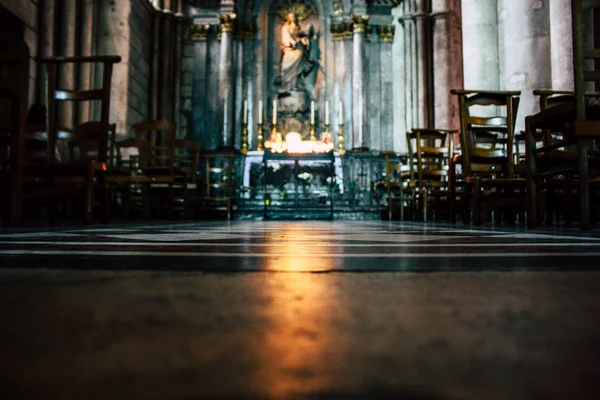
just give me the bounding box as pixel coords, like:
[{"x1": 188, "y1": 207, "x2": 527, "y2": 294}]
[{"x1": 280, "y1": 12, "x2": 315, "y2": 91}]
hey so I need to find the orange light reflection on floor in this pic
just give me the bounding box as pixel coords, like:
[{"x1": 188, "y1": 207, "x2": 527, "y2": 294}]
[{"x1": 257, "y1": 224, "x2": 338, "y2": 398}]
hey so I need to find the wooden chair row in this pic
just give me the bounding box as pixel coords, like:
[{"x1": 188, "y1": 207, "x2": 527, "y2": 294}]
[{"x1": 0, "y1": 47, "x2": 234, "y2": 224}]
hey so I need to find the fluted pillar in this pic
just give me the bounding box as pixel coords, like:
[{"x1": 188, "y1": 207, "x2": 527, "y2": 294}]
[
  {"x1": 432, "y1": 0, "x2": 462, "y2": 130},
  {"x1": 191, "y1": 23, "x2": 210, "y2": 147},
  {"x1": 96, "y1": 0, "x2": 131, "y2": 135},
  {"x1": 159, "y1": 9, "x2": 173, "y2": 121},
  {"x1": 218, "y1": 13, "x2": 236, "y2": 150},
  {"x1": 173, "y1": 11, "x2": 184, "y2": 136},
  {"x1": 378, "y1": 25, "x2": 395, "y2": 150},
  {"x1": 351, "y1": 14, "x2": 369, "y2": 151},
  {"x1": 498, "y1": 0, "x2": 551, "y2": 128},
  {"x1": 149, "y1": 6, "x2": 161, "y2": 121},
  {"x1": 461, "y1": 0, "x2": 499, "y2": 90},
  {"x1": 37, "y1": 0, "x2": 56, "y2": 104},
  {"x1": 415, "y1": 0, "x2": 430, "y2": 128},
  {"x1": 78, "y1": 0, "x2": 95, "y2": 124},
  {"x1": 331, "y1": 23, "x2": 351, "y2": 151},
  {"x1": 549, "y1": 0, "x2": 574, "y2": 90},
  {"x1": 59, "y1": 0, "x2": 77, "y2": 129}
]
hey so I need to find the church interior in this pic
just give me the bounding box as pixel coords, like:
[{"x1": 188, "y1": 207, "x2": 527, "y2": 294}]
[{"x1": 1, "y1": 0, "x2": 600, "y2": 399}]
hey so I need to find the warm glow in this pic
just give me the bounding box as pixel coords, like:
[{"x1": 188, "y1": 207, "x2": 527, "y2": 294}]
[
  {"x1": 258, "y1": 224, "x2": 335, "y2": 396},
  {"x1": 265, "y1": 131, "x2": 334, "y2": 154}
]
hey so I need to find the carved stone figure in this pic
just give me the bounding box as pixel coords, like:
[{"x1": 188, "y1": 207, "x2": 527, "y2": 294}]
[{"x1": 279, "y1": 12, "x2": 315, "y2": 91}]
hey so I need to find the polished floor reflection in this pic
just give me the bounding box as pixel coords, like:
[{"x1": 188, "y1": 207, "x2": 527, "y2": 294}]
[{"x1": 0, "y1": 221, "x2": 599, "y2": 399}]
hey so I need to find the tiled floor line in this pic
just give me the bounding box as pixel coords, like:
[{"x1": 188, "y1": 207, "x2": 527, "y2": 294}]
[
  {"x1": 0, "y1": 241, "x2": 599, "y2": 247},
  {"x1": 3, "y1": 250, "x2": 600, "y2": 257}
]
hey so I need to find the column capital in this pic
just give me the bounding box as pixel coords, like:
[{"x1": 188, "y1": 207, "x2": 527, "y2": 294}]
[
  {"x1": 192, "y1": 24, "x2": 211, "y2": 41},
  {"x1": 218, "y1": 13, "x2": 237, "y2": 32},
  {"x1": 350, "y1": 14, "x2": 370, "y2": 33},
  {"x1": 236, "y1": 22, "x2": 258, "y2": 40},
  {"x1": 376, "y1": 25, "x2": 395, "y2": 42},
  {"x1": 331, "y1": 23, "x2": 352, "y2": 40}
]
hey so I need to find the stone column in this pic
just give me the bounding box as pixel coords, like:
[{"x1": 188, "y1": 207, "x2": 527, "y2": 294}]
[
  {"x1": 78, "y1": 0, "x2": 95, "y2": 124},
  {"x1": 378, "y1": 25, "x2": 395, "y2": 150},
  {"x1": 191, "y1": 23, "x2": 210, "y2": 147},
  {"x1": 37, "y1": 0, "x2": 55, "y2": 104},
  {"x1": 549, "y1": 0, "x2": 574, "y2": 90},
  {"x1": 150, "y1": 6, "x2": 161, "y2": 121},
  {"x1": 392, "y1": 6, "x2": 407, "y2": 153},
  {"x1": 432, "y1": 0, "x2": 463, "y2": 130},
  {"x1": 96, "y1": 0, "x2": 131, "y2": 135},
  {"x1": 59, "y1": 0, "x2": 77, "y2": 129},
  {"x1": 218, "y1": 13, "x2": 236, "y2": 150},
  {"x1": 415, "y1": 0, "x2": 430, "y2": 128},
  {"x1": 331, "y1": 23, "x2": 345, "y2": 131},
  {"x1": 234, "y1": 32, "x2": 244, "y2": 150},
  {"x1": 351, "y1": 14, "x2": 369, "y2": 151},
  {"x1": 173, "y1": 11, "x2": 184, "y2": 136},
  {"x1": 159, "y1": 9, "x2": 173, "y2": 121},
  {"x1": 368, "y1": 27, "x2": 381, "y2": 151},
  {"x1": 343, "y1": 27, "x2": 354, "y2": 148},
  {"x1": 498, "y1": 0, "x2": 551, "y2": 128},
  {"x1": 400, "y1": 1, "x2": 417, "y2": 145},
  {"x1": 461, "y1": 0, "x2": 499, "y2": 90}
]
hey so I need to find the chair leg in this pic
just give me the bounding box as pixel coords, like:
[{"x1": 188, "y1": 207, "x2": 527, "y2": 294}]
[
  {"x1": 422, "y1": 190, "x2": 428, "y2": 223},
  {"x1": 578, "y1": 139, "x2": 591, "y2": 229},
  {"x1": 472, "y1": 178, "x2": 482, "y2": 226}
]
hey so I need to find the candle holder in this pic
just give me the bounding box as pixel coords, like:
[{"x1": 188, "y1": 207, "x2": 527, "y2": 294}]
[
  {"x1": 322, "y1": 124, "x2": 333, "y2": 144},
  {"x1": 241, "y1": 123, "x2": 249, "y2": 155},
  {"x1": 309, "y1": 123, "x2": 317, "y2": 141},
  {"x1": 270, "y1": 124, "x2": 282, "y2": 151},
  {"x1": 337, "y1": 123, "x2": 346, "y2": 155},
  {"x1": 256, "y1": 122, "x2": 264, "y2": 151}
]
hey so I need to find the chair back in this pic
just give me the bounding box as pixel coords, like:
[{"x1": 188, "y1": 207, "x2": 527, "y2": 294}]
[
  {"x1": 37, "y1": 56, "x2": 121, "y2": 164},
  {"x1": 451, "y1": 89, "x2": 520, "y2": 177},
  {"x1": 406, "y1": 128, "x2": 455, "y2": 190},
  {"x1": 134, "y1": 120, "x2": 177, "y2": 174},
  {"x1": 173, "y1": 139, "x2": 201, "y2": 183},
  {"x1": 573, "y1": 0, "x2": 600, "y2": 128}
]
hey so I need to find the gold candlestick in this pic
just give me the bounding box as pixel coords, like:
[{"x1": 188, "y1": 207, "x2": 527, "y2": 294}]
[
  {"x1": 322, "y1": 124, "x2": 333, "y2": 144},
  {"x1": 337, "y1": 123, "x2": 346, "y2": 155},
  {"x1": 241, "y1": 123, "x2": 249, "y2": 155},
  {"x1": 309, "y1": 123, "x2": 317, "y2": 141},
  {"x1": 256, "y1": 122, "x2": 264, "y2": 151}
]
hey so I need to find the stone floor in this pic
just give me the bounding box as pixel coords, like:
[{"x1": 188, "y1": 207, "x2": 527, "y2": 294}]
[{"x1": 0, "y1": 221, "x2": 599, "y2": 399}]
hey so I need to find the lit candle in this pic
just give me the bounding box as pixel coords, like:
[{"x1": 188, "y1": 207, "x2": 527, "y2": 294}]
[
  {"x1": 339, "y1": 101, "x2": 343, "y2": 123},
  {"x1": 258, "y1": 100, "x2": 263, "y2": 124},
  {"x1": 310, "y1": 101, "x2": 315, "y2": 125},
  {"x1": 243, "y1": 100, "x2": 248, "y2": 124},
  {"x1": 325, "y1": 101, "x2": 329, "y2": 125},
  {"x1": 272, "y1": 99, "x2": 277, "y2": 125}
]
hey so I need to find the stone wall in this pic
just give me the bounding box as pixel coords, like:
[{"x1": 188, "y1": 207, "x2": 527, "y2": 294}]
[
  {"x1": 127, "y1": 0, "x2": 154, "y2": 134},
  {"x1": 0, "y1": 0, "x2": 38, "y2": 106}
]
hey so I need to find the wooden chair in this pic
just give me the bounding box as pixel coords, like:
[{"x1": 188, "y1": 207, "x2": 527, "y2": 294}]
[
  {"x1": 24, "y1": 56, "x2": 121, "y2": 224},
  {"x1": 450, "y1": 89, "x2": 525, "y2": 226},
  {"x1": 0, "y1": 39, "x2": 29, "y2": 225},
  {"x1": 200, "y1": 154, "x2": 235, "y2": 220},
  {"x1": 133, "y1": 120, "x2": 179, "y2": 218},
  {"x1": 173, "y1": 139, "x2": 201, "y2": 217},
  {"x1": 406, "y1": 128, "x2": 456, "y2": 222},
  {"x1": 525, "y1": 90, "x2": 581, "y2": 227},
  {"x1": 383, "y1": 152, "x2": 411, "y2": 220},
  {"x1": 572, "y1": 0, "x2": 600, "y2": 229}
]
